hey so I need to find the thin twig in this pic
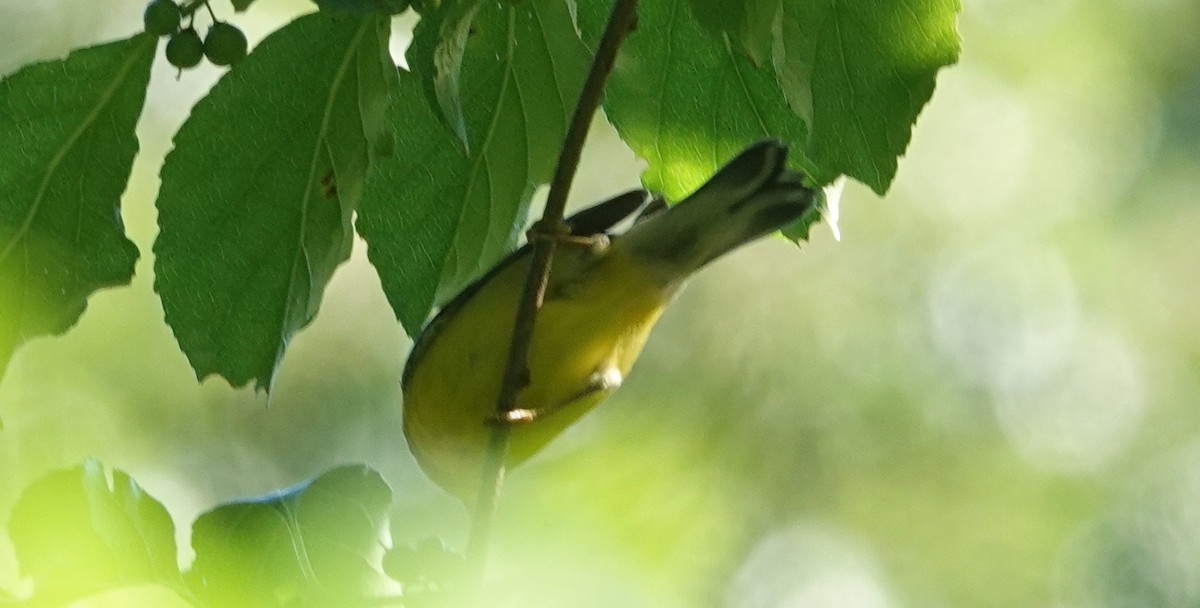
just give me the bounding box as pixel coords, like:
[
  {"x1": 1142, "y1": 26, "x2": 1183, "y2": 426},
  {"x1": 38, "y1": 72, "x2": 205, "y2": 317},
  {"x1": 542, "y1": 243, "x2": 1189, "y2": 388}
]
[{"x1": 463, "y1": 0, "x2": 641, "y2": 588}]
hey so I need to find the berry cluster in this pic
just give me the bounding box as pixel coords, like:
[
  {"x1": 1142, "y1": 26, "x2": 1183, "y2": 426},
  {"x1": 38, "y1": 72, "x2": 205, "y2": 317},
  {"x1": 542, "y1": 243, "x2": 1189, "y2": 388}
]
[{"x1": 144, "y1": 0, "x2": 248, "y2": 70}]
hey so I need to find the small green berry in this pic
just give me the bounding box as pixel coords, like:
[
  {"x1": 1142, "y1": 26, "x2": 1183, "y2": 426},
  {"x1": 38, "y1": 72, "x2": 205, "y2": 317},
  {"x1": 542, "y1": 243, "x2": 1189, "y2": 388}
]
[
  {"x1": 203, "y1": 22, "x2": 248, "y2": 67},
  {"x1": 143, "y1": 0, "x2": 182, "y2": 37},
  {"x1": 166, "y1": 27, "x2": 204, "y2": 69}
]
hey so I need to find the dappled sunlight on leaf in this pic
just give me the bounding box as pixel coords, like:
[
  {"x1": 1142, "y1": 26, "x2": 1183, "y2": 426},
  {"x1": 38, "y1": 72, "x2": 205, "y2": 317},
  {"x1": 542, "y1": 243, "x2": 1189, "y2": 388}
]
[
  {"x1": 577, "y1": 0, "x2": 812, "y2": 201},
  {"x1": 775, "y1": 0, "x2": 961, "y2": 191}
]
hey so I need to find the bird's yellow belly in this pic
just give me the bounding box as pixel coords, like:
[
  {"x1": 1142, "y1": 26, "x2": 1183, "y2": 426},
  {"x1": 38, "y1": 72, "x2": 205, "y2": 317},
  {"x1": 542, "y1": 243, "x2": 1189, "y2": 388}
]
[{"x1": 402, "y1": 249, "x2": 668, "y2": 499}]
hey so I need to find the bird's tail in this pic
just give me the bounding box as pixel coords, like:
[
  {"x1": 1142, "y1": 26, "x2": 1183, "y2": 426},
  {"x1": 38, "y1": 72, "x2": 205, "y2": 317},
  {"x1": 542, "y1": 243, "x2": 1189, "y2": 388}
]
[{"x1": 618, "y1": 141, "x2": 816, "y2": 284}]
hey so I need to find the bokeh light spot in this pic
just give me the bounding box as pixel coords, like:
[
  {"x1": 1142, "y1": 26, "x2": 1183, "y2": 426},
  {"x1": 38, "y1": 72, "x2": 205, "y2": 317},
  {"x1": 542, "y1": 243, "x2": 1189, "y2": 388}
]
[{"x1": 725, "y1": 524, "x2": 895, "y2": 608}]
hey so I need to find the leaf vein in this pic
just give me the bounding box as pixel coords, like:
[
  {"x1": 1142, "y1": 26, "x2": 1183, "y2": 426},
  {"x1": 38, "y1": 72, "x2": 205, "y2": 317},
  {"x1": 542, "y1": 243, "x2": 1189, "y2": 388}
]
[
  {"x1": 276, "y1": 19, "x2": 373, "y2": 376},
  {"x1": 0, "y1": 36, "x2": 152, "y2": 267}
]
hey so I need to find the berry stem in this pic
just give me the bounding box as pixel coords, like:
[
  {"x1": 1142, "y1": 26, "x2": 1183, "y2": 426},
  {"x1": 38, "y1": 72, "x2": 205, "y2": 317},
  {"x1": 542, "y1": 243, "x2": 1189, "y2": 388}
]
[{"x1": 179, "y1": 0, "x2": 207, "y2": 18}]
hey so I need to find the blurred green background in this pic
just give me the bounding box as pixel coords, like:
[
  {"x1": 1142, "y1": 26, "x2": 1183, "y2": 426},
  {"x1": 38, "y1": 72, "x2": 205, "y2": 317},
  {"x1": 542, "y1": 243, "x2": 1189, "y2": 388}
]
[{"x1": 2, "y1": 0, "x2": 1199, "y2": 605}]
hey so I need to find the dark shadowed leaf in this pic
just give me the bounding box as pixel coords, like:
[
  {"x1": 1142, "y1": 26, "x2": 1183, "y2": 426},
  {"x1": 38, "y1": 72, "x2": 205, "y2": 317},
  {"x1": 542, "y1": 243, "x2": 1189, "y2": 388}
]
[
  {"x1": 154, "y1": 13, "x2": 395, "y2": 390},
  {"x1": 8, "y1": 461, "x2": 180, "y2": 605},
  {"x1": 186, "y1": 465, "x2": 395, "y2": 606},
  {"x1": 0, "y1": 34, "x2": 154, "y2": 383},
  {"x1": 356, "y1": 0, "x2": 589, "y2": 335},
  {"x1": 406, "y1": 0, "x2": 486, "y2": 150},
  {"x1": 312, "y1": 0, "x2": 411, "y2": 14}
]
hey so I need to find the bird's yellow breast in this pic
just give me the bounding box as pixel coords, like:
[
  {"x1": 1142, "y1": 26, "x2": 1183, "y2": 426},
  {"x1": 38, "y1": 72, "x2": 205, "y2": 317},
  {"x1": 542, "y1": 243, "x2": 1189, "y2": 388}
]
[{"x1": 402, "y1": 245, "x2": 670, "y2": 499}]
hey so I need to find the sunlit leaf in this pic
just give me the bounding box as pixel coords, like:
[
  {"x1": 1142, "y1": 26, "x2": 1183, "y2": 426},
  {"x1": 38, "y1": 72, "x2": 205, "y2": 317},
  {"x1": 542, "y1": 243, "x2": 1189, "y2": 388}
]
[
  {"x1": 0, "y1": 34, "x2": 154, "y2": 382},
  {"x1": 154, "y1": 13, "x2": 395, "y2": 390},
  {"x1": 577, "y1": 0, "x2": 810, "y2": 204},
  {"x1": 580, "y1": 0, "x2": 959, "y2": 198},
  {"x1": 8, "y1": 461, "x2": 180, "y2": 605},
  {"x1": 186, "y1": 465, "x2": 395, "y2": 606},
  {"x1": 775, "y1": 0, "x2": 961, "y2": 192},
  {"x1": 357, "y1": 0, "x2": 589, "y2": 335}
]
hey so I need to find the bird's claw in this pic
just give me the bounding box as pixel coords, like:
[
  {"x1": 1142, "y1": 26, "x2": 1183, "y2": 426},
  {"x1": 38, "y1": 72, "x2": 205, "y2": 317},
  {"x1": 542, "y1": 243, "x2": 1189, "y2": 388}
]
[
  {"x1": 485, "y1": 408, "x2": 539, "y2": 427},
  {"x1": 527, "y1": 220, "x2": 609, "y2": 251}
]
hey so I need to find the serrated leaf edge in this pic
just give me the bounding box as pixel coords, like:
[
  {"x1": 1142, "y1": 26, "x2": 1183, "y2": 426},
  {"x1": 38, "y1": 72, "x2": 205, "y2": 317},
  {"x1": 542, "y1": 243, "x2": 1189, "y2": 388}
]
[
  {"x1": 0, "y1": 34, "x2": 155, "y2": 267},
  {"x1": 262, "y1": 18, "x2": 376, "y2": 392},
  {"x1": 442, "y1": 7, "x2": 518, "y2": 287}
]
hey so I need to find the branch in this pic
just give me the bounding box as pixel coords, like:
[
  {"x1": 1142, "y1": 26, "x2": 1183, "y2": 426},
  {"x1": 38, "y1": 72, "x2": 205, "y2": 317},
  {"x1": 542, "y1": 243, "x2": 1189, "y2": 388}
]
[{"x1": 463, "y1": 0, "x2": 640, "y2": 586}]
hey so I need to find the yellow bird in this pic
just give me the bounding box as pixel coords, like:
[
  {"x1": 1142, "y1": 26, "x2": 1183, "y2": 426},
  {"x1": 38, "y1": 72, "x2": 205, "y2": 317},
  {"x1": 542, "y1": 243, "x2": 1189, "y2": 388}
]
[{"x1": 402, "y1": 141, "x2": 816, "y2": 500}]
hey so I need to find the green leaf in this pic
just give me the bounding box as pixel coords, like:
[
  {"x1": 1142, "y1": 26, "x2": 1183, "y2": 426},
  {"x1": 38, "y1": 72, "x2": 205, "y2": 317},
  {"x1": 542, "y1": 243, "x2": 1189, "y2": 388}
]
[
  {"x1": 775, "y1": 0, "x2": 961, "y2": 192},
  {"x1": 577, "y1": 0, "x2": 810, "y2": 203},
  {"x1": 357, "y1": 0, "x2": 589, "y2": 335},
  {"x1": 582, "y1": 0, "x2": 959, "y2": 198},
  {"x1": 0, "y1": 34, "x2": 154, "y2": 383},
  {"x1": 186, "y1": 465, "x2": 394, "y2": 605},
  {"x1": 154, "y1": 13, "x2": 395, "y2": 390},
  {"x1": 8, "y1": 461, "x2": 179, "y2": 605},
  {"x1": 231, "y1": 0, "x2": 258, "y2": 11},
  {"x1": 312, "y1": 0, "x2": 411, "y2": 14},
  {"x1": 407, "y1": 0, "x2": 486, "y2": 151},
  {"x1": 689, "y1": 0, "x2": 781, "y2": 65}
]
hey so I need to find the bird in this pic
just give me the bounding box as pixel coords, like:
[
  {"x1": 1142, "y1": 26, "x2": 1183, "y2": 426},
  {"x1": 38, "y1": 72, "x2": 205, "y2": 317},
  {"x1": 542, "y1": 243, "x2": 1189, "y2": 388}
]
[{"x1": 401, "y1": 140, "x2": 817, "y2": 501}]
